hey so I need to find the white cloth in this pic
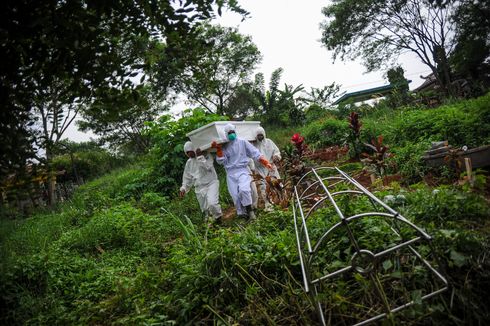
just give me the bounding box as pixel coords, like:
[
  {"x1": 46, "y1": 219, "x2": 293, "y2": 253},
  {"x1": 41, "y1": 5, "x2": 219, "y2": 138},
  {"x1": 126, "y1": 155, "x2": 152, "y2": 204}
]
[
  {"x1": 180, "y1": 154, "x2": 222, "y2": 219},
  {"x1": 216, "y1": 137, "x2": 261, "y2": 215}
]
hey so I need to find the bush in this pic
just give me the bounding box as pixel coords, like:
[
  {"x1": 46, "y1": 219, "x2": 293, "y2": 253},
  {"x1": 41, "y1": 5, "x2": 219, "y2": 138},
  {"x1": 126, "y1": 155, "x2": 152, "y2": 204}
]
[
  {"x1": 146, "y1": 108, "x2": 227, "y2": 195},
  {"x1": 387, "y1": 140, "x2": 431, "y2": 183},
  {"x1": 301, "y1": 117, "x2": 349, "y2": 149},
  {"x1": 363, "y1": 93, "x2": 490, "y2": 148},
  {"x1": 404, "y1": 186, "x2": 490, "y2": 225},
  {"x1": 52, "y1": 148, "x2": 126, "y2": 183}
]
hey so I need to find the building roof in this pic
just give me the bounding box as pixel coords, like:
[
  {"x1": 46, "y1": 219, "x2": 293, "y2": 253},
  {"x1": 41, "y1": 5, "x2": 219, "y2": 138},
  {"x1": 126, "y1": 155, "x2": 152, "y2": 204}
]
[
  {"x1": 332, "y1": 81, "x2": 412, "y2": 105},
  {"x1": 413, "y1": 73, "x2": 438, "y2": 92}
]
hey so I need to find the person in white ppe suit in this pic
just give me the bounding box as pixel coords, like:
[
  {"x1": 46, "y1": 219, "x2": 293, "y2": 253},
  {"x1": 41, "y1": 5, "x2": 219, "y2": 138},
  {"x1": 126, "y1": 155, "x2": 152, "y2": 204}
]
[
  {"x1": 179, "y1": 141, "x2": 223, "y2": 223},
  {"x1": 212, "y1": 123, "x2": 273, "y2": 220},
  {"x1": 254, "y1": 127, "x2": 281, "y2": 211},
  {"x1": 248, "y1": 158, "x2": 259, "y2": 209}
]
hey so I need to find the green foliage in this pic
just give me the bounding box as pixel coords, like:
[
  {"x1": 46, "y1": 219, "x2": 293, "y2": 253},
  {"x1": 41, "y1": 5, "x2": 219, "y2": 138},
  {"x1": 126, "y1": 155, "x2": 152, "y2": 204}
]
[
  {"x1": 451, "y1": 0, "x2": 490, "y2": 94},
  {"x1": 52, "y1": 147, "x2": 125, "y2": 183},
  {"x1": 404, "y1": 186, "x2": 490, "y2": 225},
  {"x1": 387, "y1": 141, "x2": 431, "y2": 183},
  {"x1": 304, "y1": 103, "x2": 328, "y2": 123},
  {"x1": 363, "y1": 94, "x2": 490, "y2": 147},
  {"x1": 302, "y1": 83, "x2": 341, "y2": 108},
  {"x1": 146, "y1": 108, "x2": 227, "y2": 195},
  {"x1": 2, "y1": 93, "x2": 490, "y2": 326},
  {"x1": 79, "y1": 85, "x2": 166, "y2": 153},
  {"x1": 320, "y1": 0, "x2": 458, "y2": 95},
  {"x1": 301, "y1": 117, "x2": 349, "y2": 149},
  {"x1": 171, "y1": 23, "x2": 262, "y2": 116},
  {"x1": 386, "y1": 66, "x2": 410, "y2": 107},
  {"x1": 1, "y1": 0, "x2": 247, "y2": 182}
]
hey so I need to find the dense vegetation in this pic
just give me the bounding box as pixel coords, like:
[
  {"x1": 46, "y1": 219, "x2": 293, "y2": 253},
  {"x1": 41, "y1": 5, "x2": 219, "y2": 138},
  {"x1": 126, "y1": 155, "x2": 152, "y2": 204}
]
[
  {"x1": 1, "y1": 94, "x2": 489, "y2": 325},
  {"x1": 2, "y1": 1, "x2": 489, "y2": 324}
]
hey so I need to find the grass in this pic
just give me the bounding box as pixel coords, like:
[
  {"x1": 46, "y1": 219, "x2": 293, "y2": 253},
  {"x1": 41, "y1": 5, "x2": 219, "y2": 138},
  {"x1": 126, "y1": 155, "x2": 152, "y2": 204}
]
[{"x1": 1, "y1": 94, "x2": 490, "y2": 325}]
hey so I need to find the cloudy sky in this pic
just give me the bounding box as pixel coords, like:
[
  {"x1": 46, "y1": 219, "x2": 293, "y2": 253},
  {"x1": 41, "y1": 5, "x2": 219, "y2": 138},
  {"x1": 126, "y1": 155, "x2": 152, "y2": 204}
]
[
  {"x1": 65, "y1": 0, "x2": 432, "y2": 141},
  {"x1": 216, "y1": 0, "x2": 431, "y2": 93}
]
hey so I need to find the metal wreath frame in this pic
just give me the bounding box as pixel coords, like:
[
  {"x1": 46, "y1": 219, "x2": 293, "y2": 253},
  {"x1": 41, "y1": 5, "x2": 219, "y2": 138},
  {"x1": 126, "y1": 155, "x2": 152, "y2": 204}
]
[{"x1": 292, "y1": 167, "x2": 448, "y2": 325}]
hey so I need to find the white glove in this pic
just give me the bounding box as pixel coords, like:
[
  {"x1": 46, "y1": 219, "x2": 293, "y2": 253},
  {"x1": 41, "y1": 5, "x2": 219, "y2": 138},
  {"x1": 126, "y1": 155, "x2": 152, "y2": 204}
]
[{"x1": 197, "y1": 155, "x2": 206, "y2": 163}]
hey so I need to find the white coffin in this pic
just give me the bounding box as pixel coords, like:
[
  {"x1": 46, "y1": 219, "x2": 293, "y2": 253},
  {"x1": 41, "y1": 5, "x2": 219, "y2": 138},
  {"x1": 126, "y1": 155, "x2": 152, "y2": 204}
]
[{"x1": 186, "y1": 121, "x2": 261, "y2": 151}]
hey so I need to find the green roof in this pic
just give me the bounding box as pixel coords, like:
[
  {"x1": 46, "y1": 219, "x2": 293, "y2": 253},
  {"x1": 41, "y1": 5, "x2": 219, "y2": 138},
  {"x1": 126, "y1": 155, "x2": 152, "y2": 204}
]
[{"x1": 332, "y1": 81, "x2": 411, "y2": 105}]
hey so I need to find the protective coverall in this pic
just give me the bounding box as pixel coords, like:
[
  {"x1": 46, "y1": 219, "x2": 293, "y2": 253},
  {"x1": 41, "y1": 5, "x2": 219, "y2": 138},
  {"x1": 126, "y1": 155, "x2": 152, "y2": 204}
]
[
  {"x1": 180, "y1": 141, "x2": 222, "y2": 220},
  {"x1": 215, "y1": 124, "x2": 270, "y2": 217},
  {"x1": 248, "y1": 159, "x2": 259, "y2": 209},
  {"x1": 254, "y1": 127, "x2": 281, "y2": 210}
]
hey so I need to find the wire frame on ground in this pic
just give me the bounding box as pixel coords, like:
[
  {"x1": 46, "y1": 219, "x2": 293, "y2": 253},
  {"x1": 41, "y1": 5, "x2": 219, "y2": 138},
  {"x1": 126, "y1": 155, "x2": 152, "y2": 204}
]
[{"x1": 292, "y1": 167, "x2": 448, "y2": 325}]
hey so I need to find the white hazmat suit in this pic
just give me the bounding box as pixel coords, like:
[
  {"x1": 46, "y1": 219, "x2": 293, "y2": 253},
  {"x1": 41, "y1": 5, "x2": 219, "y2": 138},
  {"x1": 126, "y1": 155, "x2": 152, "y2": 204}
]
[
  {"x1": 254, "y1": 127, "x2": 281, "y2": 210},
  {"x1": 248, "y1": 159, "x2": 259, "y2": 209},
  {"x1": 216, "y1": 124, "x2": 263, "y2": 217},
  {"x1": 180, "y1": 141, "x2": 222, "y2": 220}
]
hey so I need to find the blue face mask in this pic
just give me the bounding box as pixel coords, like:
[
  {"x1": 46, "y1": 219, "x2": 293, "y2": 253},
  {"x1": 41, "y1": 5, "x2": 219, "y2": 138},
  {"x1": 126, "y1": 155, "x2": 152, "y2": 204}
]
[{"x1": 228, "y1": 133, "x2": 237, "y2": 141}]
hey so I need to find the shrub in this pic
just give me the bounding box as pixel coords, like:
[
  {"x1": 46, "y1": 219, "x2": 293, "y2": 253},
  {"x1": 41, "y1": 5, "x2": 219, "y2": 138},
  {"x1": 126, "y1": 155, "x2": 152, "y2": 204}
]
[
  {"x1": 387, "y1": 140, "x2": 431, "y2": 183},
  {"x1": 404, "y1": 186, "x2": 490, "y2": 225},
  {"x1": 301, "y1": 117, "x2": 349, "y2": 149},
  {"x1": 145, "y1": 108, "x2": 226, "y2": 195},
  {"x1": 363, "y1": 93, "x2": 490, "y2": 148}
]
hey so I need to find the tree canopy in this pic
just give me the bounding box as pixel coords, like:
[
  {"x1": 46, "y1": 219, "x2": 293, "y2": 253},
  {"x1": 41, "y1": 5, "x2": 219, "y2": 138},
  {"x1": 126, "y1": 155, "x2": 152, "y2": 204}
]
[
  {"x1": 79, "y1": 86, "x2": 166, "y2": 154},
  {"x1": 0, "y1": 0, "x2": 247, "y2": 178},
  {"x1": 169, "y1": 23, "x2": 262, "y2": 116},
  {"x1": 320, "y1": 0, "x2": 460, "y2": 94}
]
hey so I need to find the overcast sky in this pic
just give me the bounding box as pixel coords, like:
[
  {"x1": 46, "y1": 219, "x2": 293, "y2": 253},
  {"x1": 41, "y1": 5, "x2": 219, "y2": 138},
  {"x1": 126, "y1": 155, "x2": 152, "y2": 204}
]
[
  {"x1": 216, "y1": 0, "x2": 431, "y2": 93},
  {"x1": 65, "y1": 0, "x2": 432, "y2": 142}
]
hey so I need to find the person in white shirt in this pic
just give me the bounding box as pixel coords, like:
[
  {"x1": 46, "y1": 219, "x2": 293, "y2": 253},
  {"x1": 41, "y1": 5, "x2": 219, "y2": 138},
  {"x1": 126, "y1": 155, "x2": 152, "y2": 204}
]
[
  {"x1": 253, "y1": 127, "x2": 281, "y2": 211},
  {"x1": 179, "y1": 141, "x2": 222, "y2": 223}
]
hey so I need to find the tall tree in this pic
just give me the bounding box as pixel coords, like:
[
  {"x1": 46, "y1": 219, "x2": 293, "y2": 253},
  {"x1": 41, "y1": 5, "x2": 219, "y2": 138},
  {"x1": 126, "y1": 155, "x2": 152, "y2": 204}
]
[
  {"x1": 171, "y1": 23, "x2": 262, "y2": 116},
  {"x1": 320, "y1": 0, "x2": 458, "y2": 95},
  {"x1": 385, "y1": 66, "x2": 410, "y2": 107},
  {"x1": 223, "y1": 83, "x2": 259, "y2": 120},
  {"x1": 79, "y1": 86, "x2": 166, "y2": 154},
  {"x1": 0, "y1": 0, "x2": 247, "y2": 179},
  {"x1": 252, "y1": 68, "x2": 283, "y2": 118},
  {"x1": 301, "y1": 83, "x2": 341, "y2": 108},
  {"x1": 23, "y1": 74, "x2": 86, "y2": 204},
  {"x1": 450, "y1": 0, "x2": 490, "y2": 93}
]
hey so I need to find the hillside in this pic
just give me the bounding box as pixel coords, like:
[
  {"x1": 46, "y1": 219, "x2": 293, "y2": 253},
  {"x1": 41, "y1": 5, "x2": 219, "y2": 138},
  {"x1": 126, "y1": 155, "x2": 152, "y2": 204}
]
[{"x1": 1, "y1": 94, "x2": 490, "y2": 325}]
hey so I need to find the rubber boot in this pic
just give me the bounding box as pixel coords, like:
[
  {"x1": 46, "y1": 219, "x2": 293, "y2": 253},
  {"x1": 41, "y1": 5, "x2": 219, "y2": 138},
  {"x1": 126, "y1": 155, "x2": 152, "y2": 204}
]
[{"x1": 245, "y1": 205, "x2": 256, "y2": 220}]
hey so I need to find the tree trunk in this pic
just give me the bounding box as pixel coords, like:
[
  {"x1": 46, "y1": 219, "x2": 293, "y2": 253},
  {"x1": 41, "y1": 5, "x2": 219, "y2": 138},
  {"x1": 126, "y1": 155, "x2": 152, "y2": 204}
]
[
  {"x1": 433, "y1": 45, "x2": 454, "y2": 97},
  {"x1": 45, "y1": 148, "x2": 56, "y2": 206}
]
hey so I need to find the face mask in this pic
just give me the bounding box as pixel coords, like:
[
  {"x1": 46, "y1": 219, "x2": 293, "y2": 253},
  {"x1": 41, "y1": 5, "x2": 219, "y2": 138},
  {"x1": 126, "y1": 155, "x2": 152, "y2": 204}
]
[{"x1": 228, "y1": 133, "x2": 237, "y2": 141}]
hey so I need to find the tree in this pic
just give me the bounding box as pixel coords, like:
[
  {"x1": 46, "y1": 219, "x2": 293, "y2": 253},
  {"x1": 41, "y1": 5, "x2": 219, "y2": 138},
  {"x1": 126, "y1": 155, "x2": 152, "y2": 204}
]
[
  {"x1": 252, "y1": 68, "x2": 284, "y2": 119},
  {"x1": 278, "y1": 84, "x2": 306, "y2": 125},
  {"x1": 320, "y1": 0, "x2": 458, "y2": 95},
  {"x1": 0, "y1": 0, "x2": 247, "y2": 179},
  {"x1": 450, "y1": 0, "x2": 490, "y2": 94},
  {"x1": 385, "y1": 66, "x2": 410, "y2": 107},
  {"x1": 301, "y1": 83, "x2": 341, "y2": 108},
  {"x1": 79, "y1": 86, "x2": 166, "y2": 154},
  {"x1": 31, "y1": 75, "x2": 87, "y2": 204},
  {"x1": 251, "y1": 68, "x2": 308, "y2": 126},
  {"x1": 223, "y1": 83, "x2": 259, "y2": 120},
  {"x1": 171, "y1": 23, "x2": 262, "y2": 116}
]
